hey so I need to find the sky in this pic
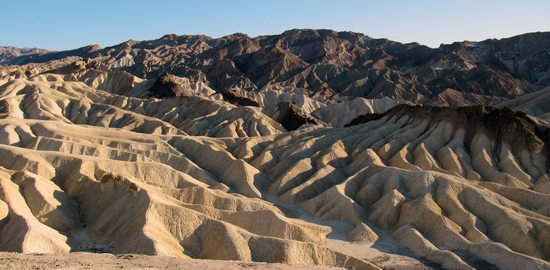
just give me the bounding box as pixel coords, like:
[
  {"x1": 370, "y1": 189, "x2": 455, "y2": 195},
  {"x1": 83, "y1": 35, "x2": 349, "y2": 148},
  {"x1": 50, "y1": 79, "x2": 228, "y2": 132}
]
[{"x1": 1, "y1": 0, "x2": 549, "y2": 51}]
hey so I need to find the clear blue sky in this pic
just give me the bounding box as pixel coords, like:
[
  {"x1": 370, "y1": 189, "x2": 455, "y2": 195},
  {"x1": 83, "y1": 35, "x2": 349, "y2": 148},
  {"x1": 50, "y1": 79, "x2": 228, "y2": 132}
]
[{"x1": 1, "y1": 0, "x2": 549, "y2": 50}]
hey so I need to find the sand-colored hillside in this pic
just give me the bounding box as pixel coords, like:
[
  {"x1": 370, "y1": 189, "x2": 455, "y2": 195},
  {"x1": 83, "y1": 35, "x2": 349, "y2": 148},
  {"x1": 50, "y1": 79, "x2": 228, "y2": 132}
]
[{"x1": 0, "y1": 71, "x2": 549, "y2": 269}]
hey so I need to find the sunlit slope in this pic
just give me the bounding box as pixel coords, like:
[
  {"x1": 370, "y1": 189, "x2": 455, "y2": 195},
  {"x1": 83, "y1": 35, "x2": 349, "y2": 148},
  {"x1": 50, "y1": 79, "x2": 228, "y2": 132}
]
[{"x1": 0, "y1": 76, "x2": 548, "y2": 269}]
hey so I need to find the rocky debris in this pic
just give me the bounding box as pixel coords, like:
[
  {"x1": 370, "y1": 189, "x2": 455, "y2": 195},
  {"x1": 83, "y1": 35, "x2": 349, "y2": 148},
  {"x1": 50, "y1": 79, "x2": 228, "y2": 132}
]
[
  {"x1": 270, "y1": 102, "x2": 319, "y2": 131},
  {"x1": 0, "y1": 252, "x2": 347, "y2": 270}
]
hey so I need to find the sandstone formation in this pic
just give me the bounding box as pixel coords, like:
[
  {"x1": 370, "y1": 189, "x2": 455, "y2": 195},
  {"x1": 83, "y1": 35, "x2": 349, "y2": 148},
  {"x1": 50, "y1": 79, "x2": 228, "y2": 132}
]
[
  {"x1": 269, "y1": 102, "x2": 318, "y2": 131},
  {"x1": 0, "y1": 29, "x2": 549, "y2": 270},
  {"x1": 0, "y1": 71, "x2": 548, "y2": 269}
]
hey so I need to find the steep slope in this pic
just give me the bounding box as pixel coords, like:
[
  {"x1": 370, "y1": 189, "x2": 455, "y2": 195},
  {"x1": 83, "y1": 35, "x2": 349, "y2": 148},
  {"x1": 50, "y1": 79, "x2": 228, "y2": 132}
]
[
  {"x1": 232, "y1": 105, "x2": 550, "y2": 270},
  {"x1": 498, "y1": 87, "x2": 550, "y2": 123},
  {"x1": 3, "y1": 30, "x2": 548, "y2": 106},
  {"x1": 0, "y1": 75, "x2": 285, "y2": 137},
  {"x1": 0, "y1": 77, "x2": 382, "y2": 269},
  {"x1": 312, "y1": 97, "x2": 400, "y2": 127},
  {"x1": 0, "y1": 72, "x2": 548, "y2": 269}
]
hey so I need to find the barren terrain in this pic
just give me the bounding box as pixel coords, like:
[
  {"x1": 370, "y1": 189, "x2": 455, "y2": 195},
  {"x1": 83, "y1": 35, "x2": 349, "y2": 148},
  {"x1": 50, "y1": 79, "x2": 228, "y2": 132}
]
[{"x1": 0, "y1": 30, "x2": 549, "y2": 269}]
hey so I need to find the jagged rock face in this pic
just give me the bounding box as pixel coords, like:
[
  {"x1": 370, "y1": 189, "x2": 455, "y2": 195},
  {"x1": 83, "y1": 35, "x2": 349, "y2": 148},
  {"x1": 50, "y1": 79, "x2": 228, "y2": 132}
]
[
  {"x1": 2, "y1": 30, "x2": 548, "y2": 106},
  {"x1": 220, "y1": 89, "x2": 260, "y2": 107},
  {"x1": 148, "y1": 73, "x2": 193, "y2": 98},
  {"x1": 270, "y1": 102, "x2": 318, "y2": 131}
]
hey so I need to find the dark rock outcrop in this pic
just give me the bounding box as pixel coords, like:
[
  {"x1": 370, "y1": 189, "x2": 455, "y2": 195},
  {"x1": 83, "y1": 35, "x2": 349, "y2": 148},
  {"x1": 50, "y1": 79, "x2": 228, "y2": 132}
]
[
  {"x1": 220, "y1": 90, "x2": 260, "y2": 107},
  {"x1": 344, "y1": 113, "x2": 385, "y2": 127},
  {"x1": 148, "y1": 73, "x2": 192, "y2": 98},
  {"x1": 271, "y1": 102, "x2": 318, "y2": 131},
  {"x1": 347, "y1": 104, "x2": 550, "y2": 155}
]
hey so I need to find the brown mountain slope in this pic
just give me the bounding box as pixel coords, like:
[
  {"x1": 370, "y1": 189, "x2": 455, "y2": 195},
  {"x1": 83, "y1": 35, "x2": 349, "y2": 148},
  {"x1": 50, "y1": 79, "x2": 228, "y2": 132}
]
[
  {"x1": 3, "y1": 30, "x2": 548, "y2": 106},
  {"x1": 498, "y1": 87, "x2": 550, "y2": 123}
]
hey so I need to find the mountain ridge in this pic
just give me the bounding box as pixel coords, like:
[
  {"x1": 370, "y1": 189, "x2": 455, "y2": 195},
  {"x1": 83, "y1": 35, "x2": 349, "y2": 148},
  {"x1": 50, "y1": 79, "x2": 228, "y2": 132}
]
[{"x1": 2, "y1": 29, "x2": 548, "y2": 107}]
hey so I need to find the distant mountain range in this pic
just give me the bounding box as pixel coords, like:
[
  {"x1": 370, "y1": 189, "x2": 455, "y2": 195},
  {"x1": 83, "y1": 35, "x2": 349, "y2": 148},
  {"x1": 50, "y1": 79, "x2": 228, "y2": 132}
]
[
  {"x1": 0, "y1": 46, "x2": 49, "y2": 64},
  {"x1": 2, "y1": 29, "x2": 549, "y2": 106}
]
